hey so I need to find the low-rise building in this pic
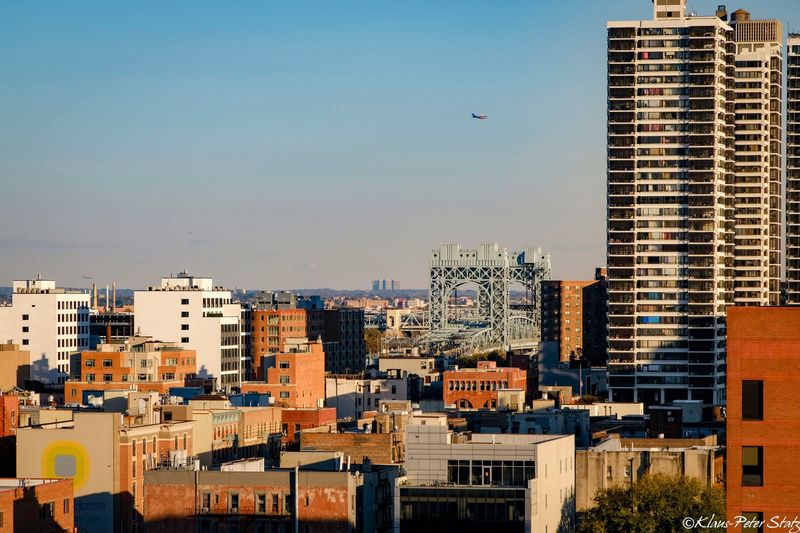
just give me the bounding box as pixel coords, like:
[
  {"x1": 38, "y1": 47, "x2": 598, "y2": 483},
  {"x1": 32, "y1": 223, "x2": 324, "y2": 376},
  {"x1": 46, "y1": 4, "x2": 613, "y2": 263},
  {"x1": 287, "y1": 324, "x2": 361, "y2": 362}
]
[
  {"x1": 443, "y1": 361, "x2": 527, "y2": 409},
  {"x1": 576, "y1": 435, "x2": 724, "y2": 512},
  {"x1": 65, "y1": 336, "x2": 197, "y2": 405},
  {"x1": 377, "y1": 356, "x2": 439, "y2": 384},
  {"x1": 397, "y1": 413, "x2": 575, "y2": 533},
  {"x1": 301, "y1": 408, "x2": 408, "y2": 465},
  {"x1": 0, "y1": 342, "x2": 30, "y2": 390},
  {"x1": 15, "y1": 410, "x2": 193, "y2": 533},
  {"x1": 0, "y1": 478, "x2": 74, "y2": 533},
  {"x1": 325, "y1": 374, "x2": 408, "y2": 419},
  {"x1": 241, "y1": 337, "x2": 325, "y2": 408},
  {"x1": 281, "y1": 407, "x2": 337, "y2": 445}
]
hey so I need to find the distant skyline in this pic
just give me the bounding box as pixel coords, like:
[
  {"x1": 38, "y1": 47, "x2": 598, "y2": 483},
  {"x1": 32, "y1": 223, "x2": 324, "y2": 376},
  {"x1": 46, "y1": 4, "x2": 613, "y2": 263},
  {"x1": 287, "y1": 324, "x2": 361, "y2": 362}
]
[{"x1": 2, "y1": 0, "x2": 800, "y2": 290}]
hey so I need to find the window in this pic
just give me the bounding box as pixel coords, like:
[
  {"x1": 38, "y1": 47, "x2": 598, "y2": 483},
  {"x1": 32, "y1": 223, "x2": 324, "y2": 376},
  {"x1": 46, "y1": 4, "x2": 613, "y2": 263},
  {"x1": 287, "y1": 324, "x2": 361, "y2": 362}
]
[
  {"x1": 256, "y1": 493, "x2": 266, "y2": 513},
  {"x1": 279, "y1": 361, "x2": 290, "y2": 369},
  {"x1": 86, "y1": 374, "x2": 95, "y2": 382},
  {"x1": 201, "y1": 493, "x2": 211, "y2": 512},
  {"x1": 181, "y1": 337, "x2": 190, "y2": 343},
  {"x1": 85, "y1": 359, "x2": 95, "y2": 367},
  {"x1": 391, "y1": 385, "x2": 397, "y2": 395},
  {"x1": 22, "y1": 326, "x2": 28, "y2": 333},
  {"x1": 22, "y1": 339, "x2": 29, "y2": 346},
  {"x1": 742, "y1": 380, "x2": 763, "y2": 421},
  {"x1": 39, "y1": 502, "x2": 54, "y2": 519},
  {"x1": 22, "y1": 314, "x2": 29, "y2": 321},
  {"x1": 181, "y1": 298, "x2": 189, "y2": 305},
  {"x1": 280, "y1": 391, "x2": 290, "y2": 399},
  {"x1": 103, "y1": 374, "x2": 113, "y2": 382},
  {"x1": 228, "y1": 492, "x2": 239, "y2": 513},
  {"x1": 63, "y1": 499, "x2": 70, "y2": 514},
  {"x1": 102, "y1": 359, "x2": 113, "y2": 367},
  {"x1": 181, "y1": 324, "x2": 189, "y2": 331},
  {"x1": 271, "y1": 493, "x2": 279, "y2": 513},
  {"x1": 181, "y1": 311, "x2": 189, "y2": 318},
  {"x1": 132, "y1": 439, "x2": 137, "y2": 457},
  {"x1": 742, "y1": 446, "x2": 763, "y2": 486},
  {"x1": 280, "y1": 376, "x2": 290, "y2": 384},
  {"x1": 741, "y1": 512, "x2": 763, "y2": 533}
]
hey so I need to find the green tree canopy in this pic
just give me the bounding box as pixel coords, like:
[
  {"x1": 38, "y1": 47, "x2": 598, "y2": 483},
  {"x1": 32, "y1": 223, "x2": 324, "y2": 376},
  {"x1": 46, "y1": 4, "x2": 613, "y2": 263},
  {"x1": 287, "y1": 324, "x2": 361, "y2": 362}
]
[{"x1": 578, "y1": 475, "x2": 725, "y2": 533}]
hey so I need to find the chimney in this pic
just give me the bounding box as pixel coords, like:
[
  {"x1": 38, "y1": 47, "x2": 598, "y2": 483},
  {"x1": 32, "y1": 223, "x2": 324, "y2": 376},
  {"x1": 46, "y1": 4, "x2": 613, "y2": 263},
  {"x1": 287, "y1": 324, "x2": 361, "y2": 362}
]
[
  {"x1": 106, "y1": 321, "x2": 112, "y2": 344},
  {"x1": 91, "y1": 283, "x2": 97, "y2": 310},
  {"x1": 112, "y1": 282, "x2": 116, "y2": 312}
]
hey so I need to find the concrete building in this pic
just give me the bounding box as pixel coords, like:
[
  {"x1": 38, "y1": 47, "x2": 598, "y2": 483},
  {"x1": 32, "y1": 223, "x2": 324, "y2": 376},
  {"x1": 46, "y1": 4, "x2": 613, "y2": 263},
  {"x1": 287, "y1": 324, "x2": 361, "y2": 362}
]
[
  {"x1": 607, "y1": 0, "x2": 735, "y2": 406},
  {"x1": 133, "y1": 272, "x2": 244, "y2": 390},
  {"x1": 730, "y1": 11, "x2": 783, "y2": 306},
  {"x1": 0, "y1": 478, "x2": 74, "y2": 533},
  {"x1": 788, "y1": 36, "x2": 800, "y2": 303},
  {"x1": 325, "y1": 374, "x2": 408, "y2": 420},
  {"x1": 250, "y1": 308, "x2": 306, "y2": 379},
  {"x1": 0, "y1": 342, "x2": 30, "y2": 390},
  {"x1": 576, "y1": 434, "x2": 723, "y2": 512},
  {"x1": 65, "y1": 336, "x2": 197, "y2": 405},
  {"x1": 397, "y1": 413, "x2": 575, "y2": 533},
  {"x1": 541, "y1": 269, "x2": 608, "y2": 365},
  {"x1": 241, "y1": 337, "x2": 325, "y2": 409},
  {"x1": 0, "y1": 278, "x2": 90, "y2": 384},
  {"x1": 443, "y1": 361, "x2": 527, "y2": 409},
  {"x1": 16, "y1": 410, "x2": 193, "y2": 533},
  {"x1": 726, "y1": 307, "x2": 800, "y2": 530}
]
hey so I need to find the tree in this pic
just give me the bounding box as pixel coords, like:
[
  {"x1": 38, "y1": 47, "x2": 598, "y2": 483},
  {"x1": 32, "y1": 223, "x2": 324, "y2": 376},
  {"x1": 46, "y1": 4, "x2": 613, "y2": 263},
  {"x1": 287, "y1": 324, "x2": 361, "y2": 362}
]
[
  {"x1": 578, "y1": 475, "x2": 725, "y2": 533},
  {"x1": 364, "y1": 328, "x2": 383, "y2": 354}
]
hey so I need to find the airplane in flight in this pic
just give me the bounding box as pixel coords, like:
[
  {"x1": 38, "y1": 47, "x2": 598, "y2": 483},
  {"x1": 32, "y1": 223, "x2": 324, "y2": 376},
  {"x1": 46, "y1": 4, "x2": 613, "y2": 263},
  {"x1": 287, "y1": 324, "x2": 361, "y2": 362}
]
[{"x1": 471, "y1": 113, "x2": 488, "y2": 120}]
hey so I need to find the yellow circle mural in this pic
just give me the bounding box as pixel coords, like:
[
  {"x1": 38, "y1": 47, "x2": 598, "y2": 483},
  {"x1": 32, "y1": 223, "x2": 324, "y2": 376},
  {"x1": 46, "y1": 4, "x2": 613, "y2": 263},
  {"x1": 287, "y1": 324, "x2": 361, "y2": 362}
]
[{"x1": 41, "y1": 440, "x2": 90, "y2": 491}]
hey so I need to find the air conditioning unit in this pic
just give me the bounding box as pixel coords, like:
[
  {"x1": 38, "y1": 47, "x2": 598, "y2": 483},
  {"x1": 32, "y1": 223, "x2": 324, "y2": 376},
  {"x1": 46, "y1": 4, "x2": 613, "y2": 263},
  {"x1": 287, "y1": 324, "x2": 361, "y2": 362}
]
[
  {"x1": 201, "y1": 507, "x2": 209, "y2": 514},
  {"x1": 230, "y1": 507, "x2": 239, "y2": 513}
]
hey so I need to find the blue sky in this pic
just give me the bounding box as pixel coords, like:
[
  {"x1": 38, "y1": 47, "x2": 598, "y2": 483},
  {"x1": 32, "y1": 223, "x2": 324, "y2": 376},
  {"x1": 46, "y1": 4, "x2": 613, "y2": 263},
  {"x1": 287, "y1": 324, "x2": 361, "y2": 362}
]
[{"x1": 2, "y1": 0, "x2": 800, "y2": 290}]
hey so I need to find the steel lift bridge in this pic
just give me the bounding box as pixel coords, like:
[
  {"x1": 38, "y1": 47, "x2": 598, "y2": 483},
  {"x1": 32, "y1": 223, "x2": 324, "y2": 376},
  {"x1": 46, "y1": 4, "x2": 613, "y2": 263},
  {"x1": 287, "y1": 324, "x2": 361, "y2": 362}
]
[{"x1": 422, "y1": 242, "x2": 551, "y2": 354}]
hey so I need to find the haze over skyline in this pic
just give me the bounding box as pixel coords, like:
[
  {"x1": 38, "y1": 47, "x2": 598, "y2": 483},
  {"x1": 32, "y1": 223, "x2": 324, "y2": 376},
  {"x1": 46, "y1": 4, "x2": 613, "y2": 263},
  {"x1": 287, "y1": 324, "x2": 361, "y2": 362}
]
[{"x1": 3, "y1": 0, "x2": 800, "y2": 290}]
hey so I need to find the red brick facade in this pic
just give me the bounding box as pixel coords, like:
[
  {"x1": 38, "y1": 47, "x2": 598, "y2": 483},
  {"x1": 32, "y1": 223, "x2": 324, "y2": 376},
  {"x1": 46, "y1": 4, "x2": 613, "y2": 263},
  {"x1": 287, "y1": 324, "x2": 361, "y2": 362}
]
[
  {"x1": 0, "y1": 478, "x2": 74, "y2": 533},
  {"x1": 443, "y1": 361, "x2": 527, "y2": 409},
  {"x1": 727, "y1": 307, "x2": 800, "y2": 531},
  {"x1": 280, "y1": 408, "x2": 336, "y2": 444},
  {"x1": 251, "y1": 309, "x2": 307, "y2": 379}
]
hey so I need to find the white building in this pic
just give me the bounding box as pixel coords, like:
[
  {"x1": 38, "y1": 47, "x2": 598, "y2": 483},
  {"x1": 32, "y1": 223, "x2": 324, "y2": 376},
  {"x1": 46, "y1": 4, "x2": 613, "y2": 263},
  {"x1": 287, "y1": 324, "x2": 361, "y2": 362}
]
[
  {"x1": 396, "y1": 413, "x2": 575, "y2": 533},
  {"x1": 607, "y1": 0, "x2": 736, "y2": 406},
  {"x1": 377, "y1": 355, "x2": 439, "y2": 384},
  {"x1": 325, "y1": 375, "x2": 408, "y2": 419},
  {"x1": 0, "y1": 278, "x2": 90, "y2": 384},
  {"x1": 133, "y1": 273, "x2": 243, "y2": 390},
  {"x1": 730, "y1": 10, "x2": 782, "y2": 306}
]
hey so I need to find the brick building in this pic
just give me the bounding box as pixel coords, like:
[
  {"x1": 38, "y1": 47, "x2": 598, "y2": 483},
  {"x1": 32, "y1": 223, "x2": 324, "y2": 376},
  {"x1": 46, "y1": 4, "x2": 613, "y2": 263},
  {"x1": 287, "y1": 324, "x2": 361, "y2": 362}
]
[
  {"x1": 281, "y1": 407, "x2": 337, "y2": 444},
  {"x1": 727, "y1": 307, "x2": 800, "y2": 530},
  {"x1": 540, "y1": 268, "x2": 607, "y2": 365},
  {"x1": 0, "y1": 395, "x2": 19, "y2": 438},
  {"x1": 65, "y1": 336, "x2": 197, "y2": 405},
  {"x1": 16, "y1": 411, "x2": 193, "y2": 533},
  {"x1": 443, "y1": 361, "x2": 527, "y2": 409},
  {"x1": 250, "y1": 308, "x2": 307, "y2": 379},
  {"x1": 301, "y1": 409, "x2": 408, "y2": 465},
  {"x1": 143, "y1": 470, "x2": 361, "y2": 533},
  {"x1": 0, "y1": 478, "x2": 74, "y2": 533},
  {"x1": 241, "y1": 338, "x2": 325, "y2": 408},
  {"x1": 306, "y1": 309, "x2": 367, "y2": 374}
]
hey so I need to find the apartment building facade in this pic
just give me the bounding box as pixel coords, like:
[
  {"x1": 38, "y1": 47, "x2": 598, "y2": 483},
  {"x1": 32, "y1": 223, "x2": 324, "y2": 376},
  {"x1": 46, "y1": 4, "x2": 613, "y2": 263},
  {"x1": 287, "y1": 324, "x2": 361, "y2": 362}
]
[
  {"x1": 0, "y1": 278, "x2": 90, "y2": 384},
  {"x1": 788, "y1": 36, "x2": 800, "y2": 302},
  {"x1": 134, "y1": 273, "x2": 243, "y2": 390},
  {"x1": 250, "y1": 308, "x2": 307, "y2": 380},
  {"x1": 607, "y1": 0, "x2": 736, "y2": 406}
]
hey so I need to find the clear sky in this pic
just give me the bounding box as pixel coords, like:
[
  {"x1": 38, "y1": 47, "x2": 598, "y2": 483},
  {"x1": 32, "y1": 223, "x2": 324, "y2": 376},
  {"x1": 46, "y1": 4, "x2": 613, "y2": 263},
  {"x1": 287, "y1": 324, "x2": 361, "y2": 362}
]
[{"x1": 2, "y1": 0, "x2": 800, "y2": 290}]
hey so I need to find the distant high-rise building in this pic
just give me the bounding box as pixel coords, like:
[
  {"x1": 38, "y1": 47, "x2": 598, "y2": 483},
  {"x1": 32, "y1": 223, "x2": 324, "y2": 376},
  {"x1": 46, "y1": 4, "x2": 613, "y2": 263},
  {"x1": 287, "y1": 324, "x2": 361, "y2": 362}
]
[
  {"x1": 0, "y1": 278, "x2": 90, "y2": 384},
  {"x1": 133, "y1": 272, "x2": 244, "y2": 390},
  {"x1": 607, "y1": 0, "x2": 736, "y2": 406},
  {"x1": 372, "y1": 280, "x2": 381, "y2": 291},
  {"x1": 541, "y1": 269, "x2": 608, "y2": 366},
  {"x1": 787, "y1": 36, "x2": 800, "y2": 303}
]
